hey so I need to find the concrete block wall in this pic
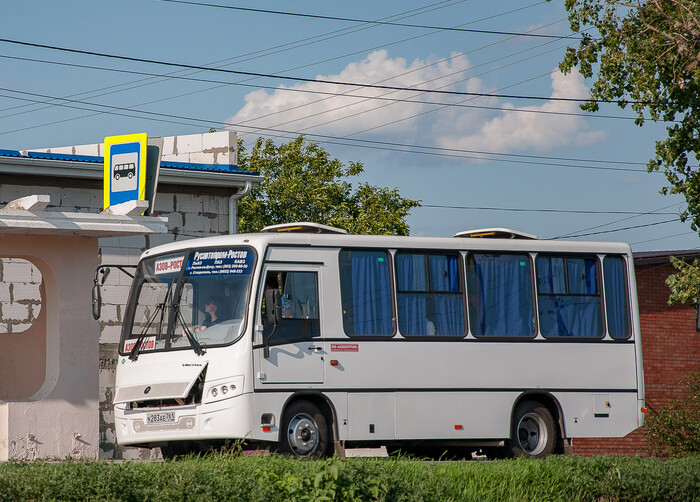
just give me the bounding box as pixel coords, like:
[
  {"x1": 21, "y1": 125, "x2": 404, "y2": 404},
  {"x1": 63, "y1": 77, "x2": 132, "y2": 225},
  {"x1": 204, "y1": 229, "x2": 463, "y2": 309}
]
[
  {"x1": 0, "y1": 182, "x2": 233, "y2": 459},
  {"x1": 572, "y1": 262, "x2": 700, "y2": 456},
  {"x1": 27, "y1": 131, "x2": 237, "y2": 167},
  {"x1": 0, "y1": 259, "x2": 42, "y2": 334}
]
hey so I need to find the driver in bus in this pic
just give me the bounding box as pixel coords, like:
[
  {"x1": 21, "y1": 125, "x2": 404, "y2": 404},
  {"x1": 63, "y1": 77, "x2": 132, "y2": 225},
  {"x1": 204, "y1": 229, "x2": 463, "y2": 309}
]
[{"x1": 195, "y1": 296, "x2": 223, "y2": 332}]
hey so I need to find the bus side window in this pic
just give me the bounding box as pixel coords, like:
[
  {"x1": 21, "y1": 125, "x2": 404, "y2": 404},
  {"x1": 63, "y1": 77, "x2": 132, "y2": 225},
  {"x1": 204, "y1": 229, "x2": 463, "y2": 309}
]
[{"x1": 262, "y1": 270, "x2": 320, "y2": 343}]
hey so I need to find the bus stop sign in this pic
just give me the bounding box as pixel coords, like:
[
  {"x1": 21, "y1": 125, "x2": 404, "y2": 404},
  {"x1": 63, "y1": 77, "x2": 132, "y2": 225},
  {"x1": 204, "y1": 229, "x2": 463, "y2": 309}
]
[{"x1": 104, "y1": 133, "x2": 147, "y2": 210}]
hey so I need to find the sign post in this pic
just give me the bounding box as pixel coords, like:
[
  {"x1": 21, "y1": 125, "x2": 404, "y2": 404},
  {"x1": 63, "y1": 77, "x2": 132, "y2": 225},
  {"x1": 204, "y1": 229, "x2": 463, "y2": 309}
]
[{"x1": 103, "y1": 133, "x2": 147, "y2": 211}]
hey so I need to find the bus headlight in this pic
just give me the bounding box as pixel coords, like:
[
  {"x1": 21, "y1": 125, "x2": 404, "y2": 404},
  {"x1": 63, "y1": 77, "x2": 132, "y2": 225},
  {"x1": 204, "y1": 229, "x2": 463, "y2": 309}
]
[{"x1": 205, "y1": 377, "x2": 243, "y2": 404}]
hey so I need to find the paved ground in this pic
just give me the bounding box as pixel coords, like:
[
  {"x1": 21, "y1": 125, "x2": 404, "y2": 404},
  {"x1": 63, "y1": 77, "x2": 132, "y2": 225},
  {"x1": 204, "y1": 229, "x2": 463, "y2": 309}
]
[{"x1": 344, "y1": 446, "x2": 388, "y2": 457}]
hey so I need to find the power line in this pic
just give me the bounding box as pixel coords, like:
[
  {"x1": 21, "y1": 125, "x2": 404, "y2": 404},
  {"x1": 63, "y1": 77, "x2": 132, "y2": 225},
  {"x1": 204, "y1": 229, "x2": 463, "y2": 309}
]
[
  {"x1": 158, "y1": 0, "x2": 577, "y2": 40},
  {"x1": 0, "y1": 86, "x2": 657, "y2": 173},
  {"x1": 0, "y1": 3, "x2": 563, "y2": 130},
  {"x1": 631, "y1": 231, "x2": 698, "y2": 246},
  {"x1": 0, "y1": 0, "x2": 469, "y2": 118},
  {"x1": 0, "y1": 38, "x2": 673, "y2": 106},
  {"x1": 553, "y1": 219, "x2": 680, "y2": 239},
  {"x1": 421, "y1": 204, "x2": 679, "y2": 215},
  {"x1": 0, "y1": 53, "x2": 639, "y2": 123},
  {"x1": 551, "y1": 202, "x2": 683, "y2": 239}
]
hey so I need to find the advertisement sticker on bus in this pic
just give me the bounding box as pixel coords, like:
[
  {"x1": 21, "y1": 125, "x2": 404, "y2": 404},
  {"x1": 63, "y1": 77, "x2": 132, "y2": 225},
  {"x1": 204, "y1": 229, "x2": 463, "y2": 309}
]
[
  {"x1": 154, "y1": 256, "x2": 184, "y2": 275},
  {"x1": 185, "y1": 248, "x2": 255, "y2": 277},
  {"x1": 123, "y1": 336, "x2": 156, "y2": 353}
]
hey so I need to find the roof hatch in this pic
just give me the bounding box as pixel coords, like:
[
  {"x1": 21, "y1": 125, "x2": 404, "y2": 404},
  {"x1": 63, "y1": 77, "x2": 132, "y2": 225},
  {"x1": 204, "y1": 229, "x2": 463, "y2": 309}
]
[
  {"x1": 453, "y1": 228, "x2": 537, "y2": 240},
  {"x1": 261, "y1": 222, "x2": 349, "y2": 234}
]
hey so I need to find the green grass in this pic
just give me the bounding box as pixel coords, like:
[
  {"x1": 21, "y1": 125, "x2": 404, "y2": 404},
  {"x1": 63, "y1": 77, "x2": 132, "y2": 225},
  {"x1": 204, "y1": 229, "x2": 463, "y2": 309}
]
[{"x1": 0, "y1": 454, "x2": 697, "y2": 501}]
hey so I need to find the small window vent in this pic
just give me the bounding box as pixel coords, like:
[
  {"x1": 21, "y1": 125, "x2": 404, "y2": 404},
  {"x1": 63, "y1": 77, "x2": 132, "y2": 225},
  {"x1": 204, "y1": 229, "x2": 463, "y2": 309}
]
[
  {"x1": 453, "y1": 228, "x2": 537, "y2": 240},
  {"x1": 261, "y1": 222, "x2": 348, "y2": 234}
]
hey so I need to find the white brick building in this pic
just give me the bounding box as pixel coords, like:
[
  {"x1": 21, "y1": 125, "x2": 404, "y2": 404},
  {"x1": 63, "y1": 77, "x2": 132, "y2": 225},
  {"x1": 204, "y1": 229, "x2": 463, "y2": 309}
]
[{"x1": 0, "y1": 131, "x2": 260, "y2": 459}]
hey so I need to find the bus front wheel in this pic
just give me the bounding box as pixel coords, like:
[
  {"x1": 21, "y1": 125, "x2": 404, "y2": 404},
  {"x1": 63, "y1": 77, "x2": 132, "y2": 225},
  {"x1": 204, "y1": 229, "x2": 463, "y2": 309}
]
[
  {"x1": 279, "y1": 401, "x2": 329, "y2": 459},
  {"x1": 508, "y1": 401, "x2": 556, "y2": 458}
]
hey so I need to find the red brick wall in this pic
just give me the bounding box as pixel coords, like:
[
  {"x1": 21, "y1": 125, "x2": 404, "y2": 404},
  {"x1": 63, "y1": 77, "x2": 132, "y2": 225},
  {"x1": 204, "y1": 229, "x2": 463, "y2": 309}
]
[{"x1": 573, "y1": 262, "x2": 700, "y2": 456}]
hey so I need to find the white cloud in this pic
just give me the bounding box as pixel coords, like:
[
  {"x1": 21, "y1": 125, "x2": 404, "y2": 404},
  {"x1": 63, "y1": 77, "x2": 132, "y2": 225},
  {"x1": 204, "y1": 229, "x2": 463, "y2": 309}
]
[
  {"x1": 437, "y1": 68, "x2": 606, "y2": 154},
  {"x1": 227, "y1": 50, "x2": 473, "y2": 138},
  {"x1": 227, "y1": 53, "x2": 605, "y2": 156}
]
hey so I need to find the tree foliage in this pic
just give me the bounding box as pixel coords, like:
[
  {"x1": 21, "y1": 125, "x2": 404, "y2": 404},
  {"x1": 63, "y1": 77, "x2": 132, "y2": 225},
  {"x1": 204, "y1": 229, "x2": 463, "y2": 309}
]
[
  {"x1": 644, "y1": 371, "x2": 700, "y2": 457},
  {"x1": 560, "y1": 0, "x2": 700, "y2": 223},
  {"x1": 666, "y1": 256, "x2": 700, "y2": 304},
  {"x1": 236, "y1": 136, "x2": 419, "y2": 235}
]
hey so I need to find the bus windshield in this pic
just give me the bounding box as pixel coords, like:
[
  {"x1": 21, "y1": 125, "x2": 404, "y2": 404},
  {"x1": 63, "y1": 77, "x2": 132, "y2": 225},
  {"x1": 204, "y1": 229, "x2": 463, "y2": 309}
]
[{"x1": 120, "y1": 247, "x2": 255, "y2": 355}]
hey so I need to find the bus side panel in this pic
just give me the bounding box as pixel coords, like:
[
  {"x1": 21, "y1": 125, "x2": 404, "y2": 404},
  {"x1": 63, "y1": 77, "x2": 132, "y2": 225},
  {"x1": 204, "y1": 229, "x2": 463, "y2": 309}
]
[
  {"x1": 554, "y1": 392, "x2": 641, "y2": 438},
  {"x1": 395, "y1": 391, "x2": 514, "y2": 440},
  {"x1": 325, "y1": 341, "x2": 639, "y2": 394}
]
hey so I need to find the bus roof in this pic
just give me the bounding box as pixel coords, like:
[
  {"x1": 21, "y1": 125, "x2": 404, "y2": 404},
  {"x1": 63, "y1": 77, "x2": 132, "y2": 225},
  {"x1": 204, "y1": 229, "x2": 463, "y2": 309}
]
[{"x1": 140, "y1": 227, "x2": 632, "y2": 262}]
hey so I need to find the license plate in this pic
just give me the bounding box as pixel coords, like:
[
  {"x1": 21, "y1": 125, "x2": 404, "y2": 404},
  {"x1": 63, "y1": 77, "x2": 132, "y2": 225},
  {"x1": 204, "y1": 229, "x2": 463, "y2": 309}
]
[{"x1": 147, "y1": 411, "x2": 175, "y2": 424}]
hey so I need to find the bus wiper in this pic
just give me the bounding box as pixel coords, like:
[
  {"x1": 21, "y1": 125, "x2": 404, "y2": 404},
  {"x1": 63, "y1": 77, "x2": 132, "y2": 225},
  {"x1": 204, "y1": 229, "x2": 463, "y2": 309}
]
[
  {"x1": 130, "y1": 278, "x2": 175, "y2": 361},
  {"x1": 176, "y1": 306, "x2": 206, "y2": 356},
  {"x1": 129, "y1": 302, "x2": 164, "y2": 361}
]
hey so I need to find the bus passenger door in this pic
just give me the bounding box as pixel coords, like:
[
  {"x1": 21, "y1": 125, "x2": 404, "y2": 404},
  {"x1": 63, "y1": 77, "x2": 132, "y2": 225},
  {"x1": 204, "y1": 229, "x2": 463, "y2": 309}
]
[{"x1": 256, "y1": 266, "x2": 324, "y2": 384}]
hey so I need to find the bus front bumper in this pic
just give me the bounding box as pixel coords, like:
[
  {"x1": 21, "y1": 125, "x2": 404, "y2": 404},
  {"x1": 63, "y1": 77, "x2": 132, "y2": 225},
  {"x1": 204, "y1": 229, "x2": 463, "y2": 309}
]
[{"x1": 115, "y1": 392, "x2": 255, "y2": 446}]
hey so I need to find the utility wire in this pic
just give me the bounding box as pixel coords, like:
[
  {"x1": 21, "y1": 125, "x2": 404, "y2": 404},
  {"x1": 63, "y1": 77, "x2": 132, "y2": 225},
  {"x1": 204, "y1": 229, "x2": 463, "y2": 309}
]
[
  {"x1": 421, "y1": 204, "x2": 679, "y2": 215},
  {"x1": 0, "y1": 54, "x2": 639, "y2": 123},
  {"x1": 0, "y1": 38, "x2": 678, "y2": 106},
  {"x1": 0, "y1": 86, "x2": 656, "y2": 173},
  {"x1": 551, "y1": 202, "x2": 683, "y2": 239},
  {"x1": 0, "y1": 0, "x2": 467, "y2": 118},
  {"x1": 158, "y1": 0, "x2": 578, "y2": 40},
  {"x1": 554, "y1": 219, "x2": 680, "y2": 239}
]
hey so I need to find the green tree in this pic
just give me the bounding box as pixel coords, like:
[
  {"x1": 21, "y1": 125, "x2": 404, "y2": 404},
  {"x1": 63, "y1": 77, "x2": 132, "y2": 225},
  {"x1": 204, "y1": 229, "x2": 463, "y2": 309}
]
[
  {"x1": 558, "y1": 0, "x2": 700, "y2": 302},
  {"x1": 644, "y1": 371, "x2": 700, "y2": 457},
  {"x1": 237, "y1": 136, "x2": 419, "y2": 235}
]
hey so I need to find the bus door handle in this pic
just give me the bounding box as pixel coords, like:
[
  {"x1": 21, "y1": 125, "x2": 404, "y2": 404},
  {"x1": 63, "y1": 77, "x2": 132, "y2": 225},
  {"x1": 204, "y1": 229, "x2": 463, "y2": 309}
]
[{"x1": 307, "y1": 345, "x2": 323, "y2": 352}]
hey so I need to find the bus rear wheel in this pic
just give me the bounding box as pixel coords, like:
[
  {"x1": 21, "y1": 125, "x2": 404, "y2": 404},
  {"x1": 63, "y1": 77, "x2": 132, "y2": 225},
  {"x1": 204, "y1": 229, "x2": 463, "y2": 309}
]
[
  {"x1": 508, "y1": 401, "x2": 556, "y2": 458},
  {"x1": 279, "y1": 401, "x2": 330, "y2": 459}
]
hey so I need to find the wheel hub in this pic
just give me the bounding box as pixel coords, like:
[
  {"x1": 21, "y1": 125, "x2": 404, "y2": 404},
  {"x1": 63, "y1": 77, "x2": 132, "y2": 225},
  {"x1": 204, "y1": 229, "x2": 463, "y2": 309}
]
[
  {"x1": 516, "y1": 412, "x2": 547, "y2": 455},
  {"x1": 287, "y1": 413, "x2": 318, "y2": 456}
]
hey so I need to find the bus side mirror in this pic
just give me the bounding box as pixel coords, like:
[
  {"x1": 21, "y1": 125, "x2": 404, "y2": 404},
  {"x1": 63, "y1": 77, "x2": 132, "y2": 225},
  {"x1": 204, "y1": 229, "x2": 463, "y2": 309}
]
[
  {"x1": 92, "y1": 283, "x2": 102, "y2": 320},
  {"x1": 265, "y1": 288, "x2": 282, "y2": 325},
  {"x1": 91, "y1": 266, "x2": 111, "y2": 320}
]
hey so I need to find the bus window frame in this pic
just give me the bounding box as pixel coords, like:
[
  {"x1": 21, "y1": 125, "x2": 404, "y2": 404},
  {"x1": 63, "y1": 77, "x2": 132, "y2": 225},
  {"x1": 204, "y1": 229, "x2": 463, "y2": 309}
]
[
  {"x1": 339, "y1": 247, "x2": 397, "y2": 340},
  {"x1": 466, "y1": 251, "x2": 539, "y2": 342},
  {"x1": 118, "y1": 245, "x2": 257, "y2": 356},
  {"x1": 601, "y1": 254, "x2": 633, "y2": 341},
  {"x1": 534, "y1": 252, "x2": 606, "y2": 341},
  {"x1": 393, "y1": 248, "x2": 467, "y2": 339}
]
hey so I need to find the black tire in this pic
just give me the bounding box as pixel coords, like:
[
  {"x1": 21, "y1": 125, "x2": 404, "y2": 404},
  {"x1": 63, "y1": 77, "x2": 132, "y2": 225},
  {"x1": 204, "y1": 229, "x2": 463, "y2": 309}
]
[
  {"x1": 508, "y1": 401, "x2": 557, "y2": 458},
  {"x1": 279, "y1": 401, "x2": 331, "y2": 459},
  {"x1": 114, "y1": 173, "x2": 120, "y2": 180}
]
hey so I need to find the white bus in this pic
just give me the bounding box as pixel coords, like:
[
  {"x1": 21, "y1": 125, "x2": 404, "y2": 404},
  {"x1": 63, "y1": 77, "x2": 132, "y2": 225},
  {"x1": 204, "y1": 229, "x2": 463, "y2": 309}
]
[{"x1": 113, "y1": 223, "x2": 645, "y2": 459}]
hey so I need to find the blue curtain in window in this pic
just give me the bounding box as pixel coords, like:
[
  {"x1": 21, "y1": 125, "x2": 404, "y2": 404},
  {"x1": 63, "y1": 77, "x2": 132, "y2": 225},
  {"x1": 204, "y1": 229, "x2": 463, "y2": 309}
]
[
  {"x1": 538, "y1": 296, "x2": 602, "y2": 336},
  {"x1": 397, "y1": 254, "x2": 427, "y2": 291},
  {"x1": 567, "y1": 258, "x2": 597, "y2": 294},
  {"x1": 396, "y1": 254, "x2": 426, "y2": 334},
  {"x1": 398, "y1": 293, "x2": 427, "y2": 335},
  {"x1": 350, "y1": 251, "x2": 393, "y2": 335},
  {"x1": 397, "y1": 254, "x2": 464, "y2": 336},
  {"x1": 537, "y1": 256, "x2": 602, "y2": 337},
  {"x1": 472, "y1": 254, "x2": 533, "y2": 336},
  {"x1": 430, "y1": 255, "x2": 464, "y2": 335},
  {"x1": 433, "y1": 294, "x2": 464, "y2": 335},
  {"x1": 604, "y1": 256, "x2": 630, "y2": 338}
]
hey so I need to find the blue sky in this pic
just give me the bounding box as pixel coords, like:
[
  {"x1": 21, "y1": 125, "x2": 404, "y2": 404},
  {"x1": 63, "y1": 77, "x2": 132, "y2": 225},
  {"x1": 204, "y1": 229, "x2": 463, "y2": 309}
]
[{"x1": 1, "y1": 0, "x2": 697, "y2": 252}]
